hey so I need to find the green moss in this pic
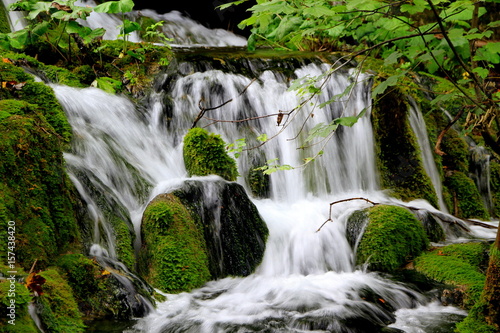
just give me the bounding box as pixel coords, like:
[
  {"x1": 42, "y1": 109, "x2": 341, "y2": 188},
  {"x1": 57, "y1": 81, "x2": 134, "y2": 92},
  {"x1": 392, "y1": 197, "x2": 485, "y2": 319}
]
[
  {"x1": 16, "y1": 81, "x2": 72, "y2": 142},
  {"x1": 414, "y1": 243, "x2": 488, "y2": 309},
  {"x1": 0, "y1": 277, "x2": 37, "y2": 332},
  {"x1": 356, "y1": 205, "x2": 429, "y2": 272},
  {"x1": 456, "y1": 303, "x2": 497, "y2": 333},
  {"x1": 0, "y1": 110, "x2": 82, "y2": 269},
  {"x1": 0, "y1": 2, "x2": 11, "y2": 34},
  {"x1": 372, "y1": 89, "x2": 438, "y2": 207},
  {"x1": 110, "y1": 216, "x2": 136, "y2": 269},
  {"x1": 38, "y1": 269, "x2": 86, "y2": 332},
  {"x1": 445, "y1": 171, "x2": 489, "y2": 220},
  {"x1": 42, "y1": 65, "x2": 87, "y2": 88},
  {"x1": 441, "y1": 128, "x2": 470, "y2": 173},
  {"x1": 183, "y1": 128, "x2": 239, "y2": 181},
  {"x1": 140, "y1": 194, "x2": 211, "y2": 293}
]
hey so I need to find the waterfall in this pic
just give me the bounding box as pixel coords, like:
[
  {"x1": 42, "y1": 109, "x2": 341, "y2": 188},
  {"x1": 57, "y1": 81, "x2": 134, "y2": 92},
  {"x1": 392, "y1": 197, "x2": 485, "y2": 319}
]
[
  {"x1": 408, "y1": 101, "x2": 447, "y2": 212},
  {"x1": 470, "y1": 145, "x2": 493, "y2": 215},
  {"x1": 49, "y1": 51, "x2": 470, "y2": 331},
  {"x1": 3, "y1": 0, "x2": 25, "y2": 31}
]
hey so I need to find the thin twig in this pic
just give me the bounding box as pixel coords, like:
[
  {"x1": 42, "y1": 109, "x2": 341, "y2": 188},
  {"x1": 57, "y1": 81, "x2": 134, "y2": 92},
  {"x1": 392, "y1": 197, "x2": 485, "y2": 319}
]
[{"x1": 316, "y1": 197, "x2": 378, "y2": 232}]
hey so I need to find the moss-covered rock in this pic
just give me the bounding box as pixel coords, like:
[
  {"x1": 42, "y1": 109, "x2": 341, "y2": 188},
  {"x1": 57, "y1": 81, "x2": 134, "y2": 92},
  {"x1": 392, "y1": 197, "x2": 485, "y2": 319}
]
[
  {"x1": 372, "y1": 90, "x2": 438, "y2": 207},
  {"x1": 57, "y1": 254, "x2": 151, "y2": 321},
  {"x1": 0, "y1": 2, "x2": 10, "y2": 34},
  {"x1": 173, "y1": 179, "x2": 269, "y2": 278},
  {"x1": 140, "y1": 179, "x2": 269, "y2": 292},
  {"x1": 37, "y1": 269, "x2": 86, "y2": 332},
  {"x1": 0, "y1": 100, "x2": 81, "y2": 269},
  {"x1": 440, "y1": 128, "x2": 470, "y2": 174},
  {"x1": 414, "y1": 242, "x2": 489, "y2": 310},
  {"x1": 183, "y1": 127, "x2": 238, "y2": 181},
  {"x1": 0, "y1": 267, "x2": 37, "y2": 332},
  {"x1": 355, "y1": 205, "x2": 429, "y2": 272},
  {"x1": 140, "y1": 193, "x2": 211, "y2": 292},
  {"x1": 444, "y1": 171, "x2": 489, "y2": 220}
]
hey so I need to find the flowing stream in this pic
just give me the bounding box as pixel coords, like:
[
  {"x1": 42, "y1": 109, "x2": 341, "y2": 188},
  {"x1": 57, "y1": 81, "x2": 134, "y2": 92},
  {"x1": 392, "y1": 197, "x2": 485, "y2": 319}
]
[
  {"x1": 52, "y1": 55, "x2": 471, "y2": 332},
  {"x1": 3, "y1": 2, "x2": 479, "y2": 330}
]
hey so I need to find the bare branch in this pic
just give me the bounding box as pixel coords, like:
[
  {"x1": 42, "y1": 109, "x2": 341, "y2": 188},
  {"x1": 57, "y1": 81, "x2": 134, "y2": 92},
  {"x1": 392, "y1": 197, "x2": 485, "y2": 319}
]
[
  {"x1": 191, "y1": 78, "x2": 257, "y2": 128},
  {"x1": 316, "y1": 197, "x2": 379, "y2": 232}
]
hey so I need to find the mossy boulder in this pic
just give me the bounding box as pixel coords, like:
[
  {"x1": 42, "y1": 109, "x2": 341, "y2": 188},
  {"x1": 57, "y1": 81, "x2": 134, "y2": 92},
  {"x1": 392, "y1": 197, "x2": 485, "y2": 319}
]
[
  {"x1": 372, "y1": 90, "x2": 438, "y2": 207},
  {"x1": 140, "y1": 193, "x2": 211, "y2": 292},
  {"x1": 140, "y1": 179, "x2": 269, "y2": 292},
  {"x1": 183, "y1": 127, "x2": 238, "y2": 181},
  {"x1": 57, "y1": 254, "x2": 152, "y2": 321},
  {"x1": 444, "y1": 171, "x2": 489, "y2": 220},
  {"x1": 0, "y1": 267, "x2": 37, "y2": 332},
  {"x1": 37, "y1": 269, "x2": 86, "y2": 332},
  {"x1": 0, "y1": 101, "x2": 81, "y2": 269},
  {"x1": 354, "y1": 205, "x2": 429, "y2": 272},
  {"x1": 173, "y1": 179, "x2": 269, "y2": 278},
  {"x1": 414, "y1": 242, "x2": 489, "y2": 310}
]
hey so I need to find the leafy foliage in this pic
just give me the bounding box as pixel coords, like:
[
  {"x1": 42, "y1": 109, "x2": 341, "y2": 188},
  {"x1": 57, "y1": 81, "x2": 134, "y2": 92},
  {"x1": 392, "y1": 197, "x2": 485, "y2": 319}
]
[{"x1": 227, "y1": 0, "x2": 500, "y2": 156}]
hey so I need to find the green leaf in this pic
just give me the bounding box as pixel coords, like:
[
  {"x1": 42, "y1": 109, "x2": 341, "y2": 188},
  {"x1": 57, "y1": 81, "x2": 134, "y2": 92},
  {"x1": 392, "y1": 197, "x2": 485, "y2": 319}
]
[
  {"x1": 384, "y1": 51, "x2": 402, "y2": 66},
  {"x1": 94, "y1": 0, "x2": 134, "y2": 13},
  {"x1": 217, "y1": 0, "x2": 247, "y2": 10},
  {"x1": 306, "y1": 122, "x2": 339, "y2": 142},
  {"x1": 121, "y1": 20, "x2": 141, "y2": 35},
  {"x1": 257, "y1": 134, "x2": 268, "y2": 142},
  {"x1": 303, "y1": 6, "x2": 338, "y2": 18},
  {"x1": 372, "y1": 74, "x2": 402, "y2": 98},
  {"x1": 93, "y1": 77, "x2": 122, "y2": 94},
  {"x1": 27, "y1": 1, "x2": 52, "y2": 20},
  {"x1": 126, "y1": 50, "x2": 145, "y2": 62},
  {"x1": 472, "y1": 67, "x2": 489, "y2": 79}
]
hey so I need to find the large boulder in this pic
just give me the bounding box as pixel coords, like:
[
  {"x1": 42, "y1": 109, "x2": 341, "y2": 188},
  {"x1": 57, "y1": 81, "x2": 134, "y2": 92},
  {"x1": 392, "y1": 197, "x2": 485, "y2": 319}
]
[
  {"x1": 140, "y1": 179, "x2": 268, "y2": 292},
  {"x1": 347, "y1": 205, "x2": 429, "y2": 273}
]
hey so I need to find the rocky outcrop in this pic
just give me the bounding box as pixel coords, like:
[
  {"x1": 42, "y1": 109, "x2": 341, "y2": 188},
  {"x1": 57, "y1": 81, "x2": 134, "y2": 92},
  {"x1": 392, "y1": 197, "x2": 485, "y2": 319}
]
[{"x1": 140, "y1": 178, "x2": 268, "y2": 292}]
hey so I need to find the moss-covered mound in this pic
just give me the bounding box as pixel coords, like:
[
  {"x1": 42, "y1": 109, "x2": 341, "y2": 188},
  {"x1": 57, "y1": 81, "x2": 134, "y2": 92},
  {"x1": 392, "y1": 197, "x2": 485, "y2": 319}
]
[
  {"x1": 183, "y1": 127, "x2": 238, "y2": 181},
  {"x1": 372, "y1": 90, "x2": 438, "y2": 207},
  {"x1": 0, "y1": 266, "x2": 37, "y2": 332},
  {"x1": 174, "y1": 179, "x2": 269, "y2": 278},
  {"x1": 37, "y1": 269, "x2": 86, "y2": 333},
  {"x1": 0, "y1": 60, "x2": 82, "y2": 270},
  {"x1": 414, "y1": 242, "x2": 489, "y2": 309},
  {"x1": 355, "y1": 205, "x2": 429, "y2": 272},
  {"x1": 57, "y1": 254, "x2": 152, "y2": 321},
  {"x1": 444, "y1": 171, "x2": 490, "y2": 220},
  {"x1": 140, "y1": 179, "x2": 269, "y2": 292},
  {"x1": 140, "y1": 193, "x2": 211, "y2": 292}
]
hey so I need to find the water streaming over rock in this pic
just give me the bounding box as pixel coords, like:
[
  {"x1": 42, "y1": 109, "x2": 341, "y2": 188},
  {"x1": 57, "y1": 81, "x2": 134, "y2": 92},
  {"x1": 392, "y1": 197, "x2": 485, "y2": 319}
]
[
  {"x1": 2, "y1": 0, "x2": 477, "y2": 328},
  {"x1": 408, "y1": 101, "x2": 447, "y2": 212},
  {"x1": 50, "y1": 54, "x2": 471, "y2": 331}
]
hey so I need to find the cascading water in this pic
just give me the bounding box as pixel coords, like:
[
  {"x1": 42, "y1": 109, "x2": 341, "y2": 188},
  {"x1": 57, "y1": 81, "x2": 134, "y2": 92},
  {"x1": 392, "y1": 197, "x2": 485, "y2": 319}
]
[
  {"x1": 408, "y1": 101, "x2": 447, "y2": 212},
  {"x1": 49, "y1": 51, "x2": 473, "y2": 331}
]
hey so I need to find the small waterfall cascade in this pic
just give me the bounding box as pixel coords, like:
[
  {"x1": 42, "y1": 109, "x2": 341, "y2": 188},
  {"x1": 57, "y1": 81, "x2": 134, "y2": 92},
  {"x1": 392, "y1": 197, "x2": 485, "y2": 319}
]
[
  {"x1": 48, "y1": 50, "x2": 473, "y2": 331},
  {"x1": 133, "y1": 9, "x2": 247, "y2": 47},
  {"x1": 408, "y1": 101, "x2": 447, "y2": 212},
  {"x1": 163, "y1": 58, "x2": 378, "y2": 199},
  {"x1": 2, "y1": 0, "x2": 26, "y2": 31},
  {"x1": 470, "y1": 145, "x2": 493, "y2": 215}
]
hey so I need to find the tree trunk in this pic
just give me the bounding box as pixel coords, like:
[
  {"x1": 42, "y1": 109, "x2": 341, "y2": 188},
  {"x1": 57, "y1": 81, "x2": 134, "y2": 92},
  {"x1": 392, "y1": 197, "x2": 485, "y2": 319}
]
[{"x1": 483, "y1": 227, "x2": 500, "y2": 329}]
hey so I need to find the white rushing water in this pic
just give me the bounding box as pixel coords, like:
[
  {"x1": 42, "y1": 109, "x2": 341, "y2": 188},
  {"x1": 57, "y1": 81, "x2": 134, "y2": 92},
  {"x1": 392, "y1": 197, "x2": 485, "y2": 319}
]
[
  {"x1": 52, "y1": 60, "x2": 469, "y2": 332},
  {"x1": 408, "y1": 102, "x2": 448, "y2": 212}
]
